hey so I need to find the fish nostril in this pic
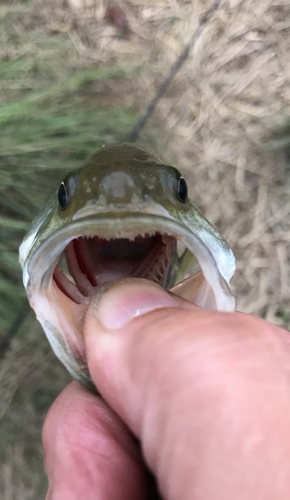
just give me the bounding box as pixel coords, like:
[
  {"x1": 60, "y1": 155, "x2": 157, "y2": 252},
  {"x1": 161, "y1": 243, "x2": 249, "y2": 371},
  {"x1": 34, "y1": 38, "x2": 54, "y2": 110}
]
[{"x1": 100, "y1": 172, "x2": 136, "y2": 200}]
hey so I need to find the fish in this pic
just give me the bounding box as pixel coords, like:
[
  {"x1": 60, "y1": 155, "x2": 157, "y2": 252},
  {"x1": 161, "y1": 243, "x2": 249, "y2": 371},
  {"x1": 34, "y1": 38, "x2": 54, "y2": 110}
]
[{"x1": 19, "y1": 143, "x2": 236, "y2": 389}]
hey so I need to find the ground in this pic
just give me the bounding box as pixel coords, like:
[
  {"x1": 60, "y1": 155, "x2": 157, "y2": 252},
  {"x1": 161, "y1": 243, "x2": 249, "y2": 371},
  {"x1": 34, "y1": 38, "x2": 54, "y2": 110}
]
[{"x1": 0, "y1": 0, "x2": 290, "y2": 498}]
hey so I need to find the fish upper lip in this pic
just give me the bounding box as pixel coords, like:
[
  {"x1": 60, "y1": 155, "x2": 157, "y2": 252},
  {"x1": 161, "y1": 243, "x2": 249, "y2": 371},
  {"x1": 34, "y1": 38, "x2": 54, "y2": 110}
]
[
  {"x1": 71, "y1": 201, "x2": 175, "y2": 221},
  {"x1": 29, "y1": 213, "x2": 187, "y2": 284}
]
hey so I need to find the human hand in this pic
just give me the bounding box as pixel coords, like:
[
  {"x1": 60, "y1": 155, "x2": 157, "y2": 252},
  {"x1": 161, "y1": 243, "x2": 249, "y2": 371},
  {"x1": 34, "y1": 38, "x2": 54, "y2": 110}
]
[{"x1": 43, "y1": 279, "x2": 290, "y2": 499}]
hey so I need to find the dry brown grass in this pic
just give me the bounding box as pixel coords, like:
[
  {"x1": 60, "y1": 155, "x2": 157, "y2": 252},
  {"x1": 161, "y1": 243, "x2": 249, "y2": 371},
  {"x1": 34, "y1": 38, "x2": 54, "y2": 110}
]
[{"x1": 1, "y1": 0, "x2": 290, "y2": 497}]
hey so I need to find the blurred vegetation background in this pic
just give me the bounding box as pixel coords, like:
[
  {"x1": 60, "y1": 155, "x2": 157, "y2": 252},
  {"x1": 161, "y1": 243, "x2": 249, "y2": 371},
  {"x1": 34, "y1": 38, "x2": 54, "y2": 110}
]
[{"x1": 1, "y1": 0, "x2": 290, "y2": 498}]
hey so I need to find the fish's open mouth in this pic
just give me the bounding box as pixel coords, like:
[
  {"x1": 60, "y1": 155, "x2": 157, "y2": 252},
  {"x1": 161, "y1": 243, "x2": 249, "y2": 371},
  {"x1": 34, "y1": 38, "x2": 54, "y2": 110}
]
[
  {"x1": 53, "y1": 233, "x2": 177, "y2": 304},
  {"x1": 29, "y1": 213, "x2": 234, "y2": 315},
  {"x1": 24, "y1": 213, "x2": 235, "y2": 388}
]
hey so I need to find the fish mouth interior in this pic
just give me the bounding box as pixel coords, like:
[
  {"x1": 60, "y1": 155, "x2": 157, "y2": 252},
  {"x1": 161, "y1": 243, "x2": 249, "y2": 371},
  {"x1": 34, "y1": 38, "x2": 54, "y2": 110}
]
[{"x1": 53, "y1": 233, "x2": 177, "y2": 304}]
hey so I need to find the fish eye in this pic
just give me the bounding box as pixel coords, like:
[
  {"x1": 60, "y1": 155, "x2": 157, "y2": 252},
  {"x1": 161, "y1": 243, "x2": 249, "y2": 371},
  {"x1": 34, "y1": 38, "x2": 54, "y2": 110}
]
[
  {"x1": 58, "y1": 182, "x2": 68, "y2": 210},
  {"x1": 177, "y1": 177, "x2": 188, "y2": 203}
]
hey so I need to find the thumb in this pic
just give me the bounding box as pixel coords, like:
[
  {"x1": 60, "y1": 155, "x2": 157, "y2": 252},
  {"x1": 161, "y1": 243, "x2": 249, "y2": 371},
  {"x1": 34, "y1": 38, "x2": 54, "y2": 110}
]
[
  {"x1": 83, "y1": 278, "x2": 290, "y2": 500},
  {"x1": 83, "y1": 276, "x2": 199, "y2": 435}
]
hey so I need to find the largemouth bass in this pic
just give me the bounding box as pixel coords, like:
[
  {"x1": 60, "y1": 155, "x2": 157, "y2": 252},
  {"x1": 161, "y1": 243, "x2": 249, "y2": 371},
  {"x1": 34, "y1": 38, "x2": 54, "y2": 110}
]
[{"x1": 19, "y1": 144, "x2": 235, "y2": 389}]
